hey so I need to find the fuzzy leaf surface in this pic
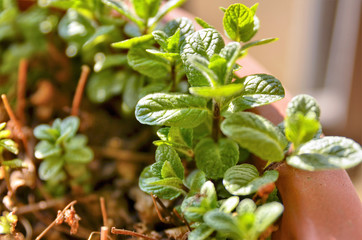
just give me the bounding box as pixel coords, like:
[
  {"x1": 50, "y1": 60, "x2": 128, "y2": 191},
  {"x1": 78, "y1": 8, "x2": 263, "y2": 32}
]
[
  {"x1": 135, "y1": 93, "x2": 209, "y2": 128},
  {"x1": 188, "y1": 223, "x2": 214, "y2": 240},
  {"x1": 221, "y1": 112, "x2": 287, "y2": 162},
  {"x1": 287, "y1": 137, "x2": 362, "y2": 170},
  {"x1": 254, "y1": 202, "x2": 284, "y2": 234},
  {"x1": 154, "y1": 144, "x2": 184, "y2": 179},
  {"x1": 181, "y1": 29, "x2": 224, "y2": 86},
  {"x1": 190, "y1": 83, "x2": 244, "y2": 98},
  {"x1": 242, "y1": 38, "x2": 278, "y2": 50},
  {"x1": 111, "y1": 34, "x2": 154, "y2": 48},
  {"x1": 286, "y1": 94, "x2": 320, "y2": 120},
  {"x1": 226, "y1": 74, "x2": 284, "y2": 113},
  {"x1": 223, "y1": 164, "x2": 278, "y2": 195},
  {"x1": 195, "y1": 138, "x2": 239, "y2": 179}
]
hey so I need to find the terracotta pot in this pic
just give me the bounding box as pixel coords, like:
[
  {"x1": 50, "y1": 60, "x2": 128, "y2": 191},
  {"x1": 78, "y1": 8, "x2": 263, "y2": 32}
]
[{"x1": 168, "y1": 8, "x2": 362, "y2": 240}]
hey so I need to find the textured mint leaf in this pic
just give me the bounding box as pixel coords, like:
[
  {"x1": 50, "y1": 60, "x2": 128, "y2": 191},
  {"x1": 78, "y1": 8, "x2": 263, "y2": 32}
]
[
  {"x1": 287, "y1": 137, "x2": 362, "y2": 170},
  {"x1": 208, "y1": 54, "x2": 227, "y2": 84},
  {"x1": 200, "y1": 181, "x2": 218, "y2": 208},
  {"x1": 236, "y1": 198, "x2": 256, "y2": 215},
  {"x1": 242, "y1": 38, "x2": 278, "y2": 50},
  {"x1": 157, "y1": 127, "x2": 170, "y2": 141},
  {"x1": 127, "y1": 47, "x2": 170, "y2": 79},
  {"x1": 219, "y1": 42, "x2": 241, "y2": 84},
  {"x1": 161, "y1": 160, "x2": 178, "y2": 178},
  {"x1": 135, "y1": 93, "x2": 209, "y2": 128},
  {"x1": 64, "y1": 135, "x2": 88, "y2": 150},
  {"x1": 148, "y1": 0, "x2": 187, "y2": 28},
  {"x1": 139, "y1": 166, "x2": 182, "y2": 200},
  {"x1": 87, "y1": 71, "x2": 126, "y2": 103},
  {"x1": 187, "y1": 55, "x2": 218, "y2": 86},
  {"x1": 34, "y1": 141, "x2": 62, "y2": 159},
  {"x1": 189, "y1": 83, "x2": 244, "y2": 98},
  {"x1": 181, "y1": 29, "x2": 225, "y2": 87},
  {"x1": 221, "y1": 112, "x2": 287, "y2": 162},
  {"x1": 188, "y1": 223, "x2": 214, "y2": 240},
  {"x1": 94, "y1": 54, "x2": 128, "y2": 72},
  {"x1": 195, "y1": 138, "x2": 239, "y2": 179},
  {"x1": 0, "y1": 139, "x2": 18, "y2": 155},
  {"x1": 285, "y1": 112, "x2": 321, "y2": 148},
  {"x1": 185, "y1": 170, "x2": 206, "y2": 195},
  {"x1": 168, "y1": 127, "x2": 193, "y2": 148},
  {"x1": 254, "y1": 202, "x2": 284, "y2": 234},
  {"x1": 155, "y1": 144, "x2": 184, "y2": 179},
  {"x1": 223, "y1": 3, "x2": 258, "y2": 42},
  {"x1": 132, "y1": 0, "x2": 161, "y2": 20},
  {"x1": 167, "y1": 28, "x2": 181, "y2": 52},
  {"x1": 204, "y1": 210, "x2": 241, "y2": 239},
  {"x1": 145, "y1": 49, "x2": 179, "y2": 61},
  {"x1": 38, "y1": 158, "x2": 64, "y2": 181},
  {"x1": 220, "y1": 196, "x2": 239, "y2": 213},
  {"x1": 111, "y1": 34, "x2": 154, "y2": 48},
  {"x1": 223, "y1": 164, "x2": 279, "y2": 195},
  {"x1": 195, "y1": 17, "x2": 215, "y2": 29},
  {"x1": 225, "y1": 74, "x2": 285, "y2": 113},
  {"x1": 286, "y1": 94, "x2": 320, "y2": 120},
  {"x1": 149, "y1": 177, "x2": 185, "y2": 192},
  {"x1": 101, "y1": 0, "x2": 142, "y2": 27},
  {"x1": 152, "y1": 30, "x2": 168, "y2": 50}
]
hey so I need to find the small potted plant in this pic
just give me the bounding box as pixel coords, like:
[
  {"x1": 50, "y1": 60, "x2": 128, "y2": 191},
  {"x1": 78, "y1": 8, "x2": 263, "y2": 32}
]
[{"x1": 0, "y1": 1, "x2": 361, "y2": 239}]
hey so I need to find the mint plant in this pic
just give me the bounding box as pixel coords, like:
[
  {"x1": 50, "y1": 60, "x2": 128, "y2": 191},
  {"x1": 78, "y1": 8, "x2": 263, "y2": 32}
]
[
  {"x1": 34, "y1": 116, "x2": 93, "y2": 195},
  {"x1": 0, "y1": 211, "x2": 17, "y2": 234},
  {"x1": 132, "y1": 3, "x2": 362, "y2": 239}
]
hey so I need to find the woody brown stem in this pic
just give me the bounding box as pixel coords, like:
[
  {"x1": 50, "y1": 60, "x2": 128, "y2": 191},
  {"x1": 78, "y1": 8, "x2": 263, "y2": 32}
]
[
  {"x1": 17, "y1": 59, "x2": 28, "y2": 124},
  {"x1": 111, "y1": 227, "x2": 157, "y2": 240},
  {"x1": 71, "y1": 65, "x2": 90, "y2": 116},
  {"x1": 100, "y1": 197, "x2": 108, "y2": 227}
]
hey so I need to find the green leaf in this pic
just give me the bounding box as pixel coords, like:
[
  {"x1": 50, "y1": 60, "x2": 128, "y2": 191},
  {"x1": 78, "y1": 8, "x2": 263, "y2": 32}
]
[
  {"x1": 220, "y1": 196, "x2": 239, "y2": 213},
  {"x1": 64, "y1": 147, "x2": 93, "y2": 164},
  {"x1": 254, "y1": 202, "x2": 283, "y2": 234},
  {"x1": 0, "y1": 123, "x2": 6, "y2": 131},
  {"x1": 285, "y1": 112, "x2": 321, "y2": 148},
  {"x1": 242, "y1": 38, "x2": 278, "y2": 51},
  {"x1": 145, "y1": 49, "x2": 179, "y2": 61},
  {"x1": 94, "y1": 54, "x2": 128, "y2": 72},
  {"x1": 127, "y1": 47, "x2": 170, "y2": 79},
  {"x1": 83, "y1": 25, "x2": 116, "y2": 49},
  {"x1": 135, "y1": 93, "x2": 209, "y2": 128},
  {"x1": 223, "y1": 3, "x2": 258, "y2": 42},
  {"x1": 111, "y1": 34, "x2": 154, "y2": 48},
  {"x1": 132, "y1": 0, "x2": 161, "y2": 19},
  {"x1": 149, "y1": 177, "x2": 185, "y2": 191},
  {"x1": 221, "y1": 112, "x2": 287, "y2": 162},
  {"x1": 163, "y1": 17, "x2": 195, "y2": 46},
  {"x1": 166, "y1": 28, "x2": 181, "y2": 52},
  {"x1": 226, "y1": 74, "x2": 284, "y2": 113},
  {"x1": 0, "y1": 139, "x2": 18, "y2": 155},
  {"x1": 219, "y1": 42, "x2": 241, "y2": 84},
  {"x1": 237, "y1": 198, "x2": 256, "y2": 215},
  {"x1": 195, "y1": 138, "x2": 239, "y2": 179},
  {"x1": 188, "y1": 223, "x2": 214, "y2": 240},
  {"x1": 148, "y1": 0, "x2": 187, "y2": 28},
  {"x1": 152, "y1": 30, "x2": 168, "y2": 50},
  {"x1": 87, "y1": 71, "x2": 126, "y2": 103},
  {"x1": 195, "y1": 17, "x2": 215, "y2": 29},
  {"x1": 38, "y1": 158, "x2": 64, "y2": 181},
  {"x1": 223, "y1": 164, "x2": 279, "y2": 195},
  {"x1": 185, "y1": 170, "x2": 206, "y2": 195},
  {"x1": 155, "y1": 144, "x2": 184, "y2": 179},
  {"x1": 190, "y1": 84, "x2": 244, "y2": 98},
  {"x1": 60, "y1": 116, "x2": 80, "y2": 139},
  {"x1": 122, "y1": 73, "x2": 144, "y2": 113},
  {"x1": 181, "y1": 29, "x2": 225, "y2": 87},
  {"x1": 33, "y1": 124, "x2": 59, "y2": 142},
  {"x1": 286, "y1": 94, "x2": 320, "y2": 120},
  {"x1": 101, "y1": 0, "x2": 142, "y2": 27},
  {"x1": 34, "y1": 141, "x2": 62, "y2": 159},
  {"x1": 168, "y1": 127, "x2": 193, "y2": 148},
  {"x1": 139, "y1": 166, "x2": 183, "y2": 200},
  {"x1": 161, "y1": 160, "x2": 178, "y2": 178},
  {"x1": 2, "y1": 159, "x2": 25, "y2": 168},
  {"x1": 0, "y1": 129, "x2": 11, "y2": 139},
  {"x1": 287, "y1": 137, "x2": 362, "y2": 170},
  {"x1": 65, "y1": 135, "x2": 88, "y2": 150},
  {"x1": 204, "y1": 210, "x2": 241, "y2": 239},
  {"x1": 186, "y1": 55, "x2": 218, "y2": 87}
]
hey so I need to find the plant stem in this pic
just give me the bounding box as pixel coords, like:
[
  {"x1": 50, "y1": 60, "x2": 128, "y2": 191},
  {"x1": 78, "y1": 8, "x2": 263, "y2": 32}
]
[
  {"x1": 111, "y1": 227, "x2": 157, "y2": 240},
  {"x1": 17, "y1": 59, "x2": 28, "y2": 124},
  {"x1": 71, "y1": 65, "x2": 91, "y2": 116},
  {"x1": 212, "y1": 99, "x2": 221, "y2": 142},
  {"x1": 170, "y1": 62, "x2": 177, "y2": 92},
  {"x1": 35, "y1": 200, "x2": 77, "y2": 240},
  {"x1": 99, "y1": 197, "x2": 108, "y2": 227},
  {"x1": 100, "y1": 226, "x2": 109, "y2": 240}
]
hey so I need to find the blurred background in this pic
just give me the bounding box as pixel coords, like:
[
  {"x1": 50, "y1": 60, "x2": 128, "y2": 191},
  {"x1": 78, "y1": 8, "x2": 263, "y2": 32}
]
[{"x1": 183, "y1": 0, "x2": 362, "y2": 198}]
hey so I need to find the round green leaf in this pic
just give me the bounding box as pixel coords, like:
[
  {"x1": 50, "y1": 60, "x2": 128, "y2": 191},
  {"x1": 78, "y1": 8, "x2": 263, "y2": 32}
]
[
  {"x1": 286, "y1": 94, "x2": 320, "y2": 120},
  {"x1": 38, "y1": 158, "x2": 64, "y2": 181}
]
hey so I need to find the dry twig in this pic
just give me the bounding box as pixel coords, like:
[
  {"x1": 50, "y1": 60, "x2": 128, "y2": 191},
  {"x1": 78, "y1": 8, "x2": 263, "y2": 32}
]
[
  {"x1": 111, "y1": 227, "x2": 157, "y2": 240},
  {"x1": 17, "y1": 59, "x2": 28, "y2": 124},
  {"x1": 71, "y1": 65, "x2": 90, "y2": 116}
]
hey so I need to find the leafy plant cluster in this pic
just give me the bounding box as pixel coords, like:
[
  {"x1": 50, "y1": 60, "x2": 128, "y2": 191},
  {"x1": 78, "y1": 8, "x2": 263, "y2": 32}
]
[
  {"x1": 34, "y1": 116, "x2": 93, "y2": 195},
  {"x1": 119, "y1": 2, "x2": 362, "y2": 239}
]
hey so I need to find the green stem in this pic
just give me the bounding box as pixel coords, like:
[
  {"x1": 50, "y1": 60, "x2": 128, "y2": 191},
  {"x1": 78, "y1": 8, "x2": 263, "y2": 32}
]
[
  {"x1": 212, "y1": 99, "x2": 221, "y2": 142},
  {"x1": 170, "y1": 62, "x2": 177, "y2": 92}
]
